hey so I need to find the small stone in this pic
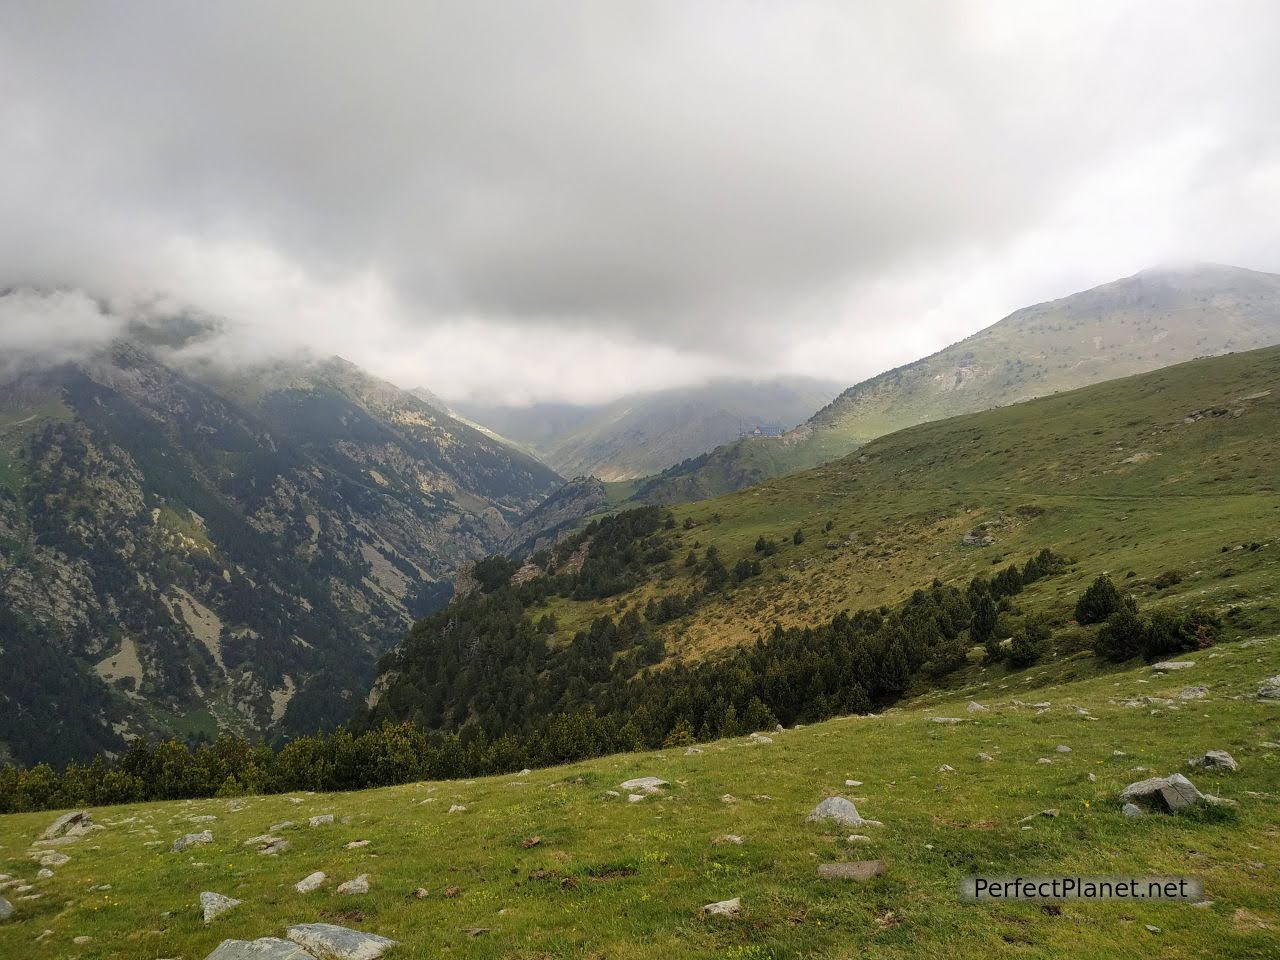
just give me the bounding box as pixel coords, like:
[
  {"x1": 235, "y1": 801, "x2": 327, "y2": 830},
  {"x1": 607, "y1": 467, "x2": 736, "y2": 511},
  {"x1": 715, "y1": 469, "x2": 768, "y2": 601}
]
[
  {"x1": 173, "y1": 831, "x2": 213, "y2": 852},
  {"x1": 337, "y1": 874, "x2": 370, "y2": 895},
  {"x1": 36, "y1": 869, "x2": 52, "y2": 879},
  {"x1": 287, "y1": 923, "x2": 398, "y2": 960},
  {"x1": 447, "y1": 804, "x2": 467, "y2": 814},
  {"x1": 627, "y1": 794, "x2": 645, "y2": 803},
  {"x1": 200, "y1": 891, "x2": 242, "y2": 922},
  {"x1": 517, "y1": 768, "x2": 532, "y2": 776},
  {"x1": 309, "y1": 815, "x2": 334, "y2": 827},
  {"x1": 845, "y1": 779, "x2": 863, "y2": 786},
  {"x1": 345, "y1": 840, "x2": 370, "y2": 849},
  {"x1": 700, "y1": 897, "x2": 742, "y2": 918},
  {"x1": 846, "y1": 834, "x2": 872, "y2": 843},
  {"x1": 1151, "y1": 660, "x2": 1195, "y2": 671},
  {"x1": 1257, "y1": 676, "x2": 1280, "y2": 699},
  {"x1": 296, "y1": 871, "x2": 326, "y2": 893},
  {"x1": 619, "y1": 777, "x2": 668, "y2": 793},
  {"x1": 966, "y1": 701, "x2": 988, "y2": 713},
  {"x1": 1145, "y1": 924, "x2": 1162, "y2": 934},
  {"x1": 750, "y1": 734, "x2": 773, "y2": 744},
  {"x1": 977, "y1": 752, "x2": 994, "y2": 762},
  {"x1": 1037, "y1": 758, "x2": 1053, "y2": 765},
  {"x1": 1055, "y1": 745, "x2": 1072, "y2": 753},
  {"x1": 1179, "y1": 686, "x2": 1209, "y2": 700},
  {"x1": 0, "y1": 896, "x2": 12, "y2": 920},
  {"x1": 37, "y1": 851, "x2": 69, "y2": 867},
  {"x1": 685, "y1": 747, "x2": 703, "y2": 755},
  {"x1": 938, "y1": 764, "x2": 955, "y2": 773},
  {"x1": 269, "y1": 821, "x2": 295, "y2": 833},
  {"x1": 928, "y1": 717, "x2": 964, "y2": 724},
  {"x1": 1121, "y1": 773, "x2": 1205, "y2": 812},
  {"x1": 713, "y1": 835, "x2": 744, "y2": 845},
  {"x1": 721, "y1": 794, "x2": 737, "y2": 804},
  {"x1": 73, "y1": 936, "x2": 92, "y2": 944},
  {"x1": 1019, "y1": 809, "x2": 1059, "y2": 823},
  {"x1": 817, "y1": 860, "x2": 886, "y2": 880}
]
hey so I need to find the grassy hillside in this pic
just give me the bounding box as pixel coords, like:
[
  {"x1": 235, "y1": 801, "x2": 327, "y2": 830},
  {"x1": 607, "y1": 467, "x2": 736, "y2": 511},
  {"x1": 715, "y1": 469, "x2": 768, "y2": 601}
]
[
  {"x1": 2, "y1": 634, "x2": 1278, "y2": 959},
  {"x1": 635, "y1": 263, "x2": 1280, "y2": 505},
  {"x1": 510, "y1": 345, "x2": 1280, "y2": 662}
]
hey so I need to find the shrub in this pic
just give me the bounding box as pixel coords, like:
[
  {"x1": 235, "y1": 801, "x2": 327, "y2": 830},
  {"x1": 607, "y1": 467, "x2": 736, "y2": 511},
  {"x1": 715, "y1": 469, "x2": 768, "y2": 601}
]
[
  {"x1": 1152, "y1": 570, "x2": 1183, "y2": 590},
  {"x1": 1007, "y1": 617, "x2": 1051, "y2": 668},
  {"x1": 792, "y1": 528, "x2": 805, "y2": 546},
  {"x1": 1074, "y1": 574, "x2": 1122, "y2": 624},
  {"x1": 1094, "y1": 598, "x2": 1144, "y2": 661}
]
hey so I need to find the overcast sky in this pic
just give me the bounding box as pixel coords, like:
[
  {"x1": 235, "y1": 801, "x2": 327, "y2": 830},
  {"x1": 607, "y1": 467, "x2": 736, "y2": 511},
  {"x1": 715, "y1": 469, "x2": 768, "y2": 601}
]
[{"x1": 2, "y1": 2, "x2": 1278, "y2": 404}]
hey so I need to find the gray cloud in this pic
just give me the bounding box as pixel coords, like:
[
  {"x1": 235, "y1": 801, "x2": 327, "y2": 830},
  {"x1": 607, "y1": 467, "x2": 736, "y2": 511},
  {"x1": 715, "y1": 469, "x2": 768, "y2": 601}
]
[{"x1": 1, "y1": 2, "x2": 1279, "y2": 403}]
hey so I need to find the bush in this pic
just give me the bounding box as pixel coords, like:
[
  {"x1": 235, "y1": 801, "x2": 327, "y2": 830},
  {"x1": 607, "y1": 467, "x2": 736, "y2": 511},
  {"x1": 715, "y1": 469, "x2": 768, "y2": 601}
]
[
  {"x1": 792, "y1": 528, "x2": 805, "y2": 546},
  {"x1": 1094, "y1": 598, "x2": 1144, "y2": 661},
  {"x1": 1152, "y1": 570, "x2": 1183, "y2": 590},
  {"x1": 1007, "y1": 617, "x2": 1051, "y2": 668},
  {"x1": 1074, "y1": 574, "x2": 1122, "y2": 624}
]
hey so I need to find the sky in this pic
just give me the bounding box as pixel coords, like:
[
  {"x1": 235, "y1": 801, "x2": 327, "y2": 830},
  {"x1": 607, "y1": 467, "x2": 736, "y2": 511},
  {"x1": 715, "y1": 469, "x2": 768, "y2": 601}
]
[{"x1": 1, "y1": 1, "x2": 1279, "y2": 405}]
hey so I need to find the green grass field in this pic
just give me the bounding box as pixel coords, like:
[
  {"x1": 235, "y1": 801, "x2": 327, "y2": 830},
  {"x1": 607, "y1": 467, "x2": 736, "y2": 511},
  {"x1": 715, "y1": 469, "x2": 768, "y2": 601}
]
[{"x1": 3, "y1": 634, "x2": 1278, "y2": 959}]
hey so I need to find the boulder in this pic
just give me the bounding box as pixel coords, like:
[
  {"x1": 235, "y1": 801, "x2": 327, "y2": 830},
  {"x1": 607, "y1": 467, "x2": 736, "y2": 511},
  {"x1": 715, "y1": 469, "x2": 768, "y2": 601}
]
[
  {"x1": 205, "y1": 938, "x2": 314, "y2": 960},
  {"x1": 1122, "y1": 803, "x2": 1144, "y2": 817},
  {"x1": 1151, "y1": 660, "x2": 1196, "y2": 672},
  {"x1": 700, "y1": 897, "x2": 741, "y2": 918},
  {"x1": 928, "y1": 717, "x2": 964, "y2": 724},
  {"x1": 816, "y1": 860, "x2": 885, "y2": 880},
  {"x1": 0, "y1": 896, "x2": 12, "y2": 920},
  {"x1": 1055, "y1": 745, "x2": 1072, "y2": 753},
  {"x1": 174, "y1": 831, "x2": 214, "y2": 852},
  {"x1": 966, "y1": 701, "x2": 988, "y2": 713},
  {"x1": 1179, "y1": 686, "x2": 1209, "y2": 700},
  {"x1": 1189, "y1": 750, "x2": 1238, "y2": 772},
  {"x1": 1258, "y1": 676, "x2": 1280, "y2": 699},
  {"x1": 269, "y1": 821, "x2": 295, "y2": 833},
  {"x1": 296, "y1": 871, "x2": 327, "y2": 894},
  {"x1": 1120, "y1": 773, "x2": 1205, "y2": 812},
  {"x1": 39, "y1": 811, "x2": 92, "y2": 841},
  {"x1": 806, "y1": 796, "x2": 877, "y2": 828},
  {"x1": 447, "y1": 804, "x2": 467, "y2": 814},
  {"x1": 201, "y1": 891, "x2": 242, "y2": 922},
  {"x1": 619, "y1": 777, "x2": 668, "y2": 794},
  {"x1": 37, "y1": 851, "x2": 70, "y2": 867},
  {"x1": 287, "y1": 922, "x2": 398, "y2": 960},
  {"x1": 309, "y1": 815, "x2": 334, "y2": 827},
  {"x1": 337, "y1": 874, "x2": 370, "y2": 895}
]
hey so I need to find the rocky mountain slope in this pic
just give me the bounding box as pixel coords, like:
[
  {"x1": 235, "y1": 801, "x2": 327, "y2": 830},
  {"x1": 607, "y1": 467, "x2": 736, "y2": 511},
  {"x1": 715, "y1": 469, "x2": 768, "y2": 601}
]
[
  {"x1": 633, "y1": 263, "x2": 1280, "y2": 504},
  {"x1": 0, "y1": 333, "x2": 560, "y2": 764},
  {"x1": 456, "y1": 377, "x2": 839, "y2": 481}
]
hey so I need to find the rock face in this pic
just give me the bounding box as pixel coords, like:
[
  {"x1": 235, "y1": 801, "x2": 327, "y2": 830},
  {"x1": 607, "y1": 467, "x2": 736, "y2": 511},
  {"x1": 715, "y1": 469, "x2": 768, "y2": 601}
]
[
  {"x1": 619, "y1": 777, "x2": 668, "y2": 794},
  {"x1": 174, "y1": 831, "x2": 214, "y2": 852},
  {"x1": 39, "y1": 811, "x2": 92, "y2": 841},
  {"x1": 296, "y1": 871, "x2": 326, "y2": 893},
  {"x1": 286, "y1": 922, "x2": 398, "y2": 960},
  {"x1": 806, "y1": 796, "x2": 875, "y2": 828},
  {"x1": 700, "y1": 897, "x2": 742, "y2": 918},
  {"x1": 1120, "y1": 773, "x2": 1205, "y2": 812},
  {"x1": 1189, "y1": 750, "x2": 1239, "y2": 772},
  {"x1": 206, "y1": 938, "x2": 315, "y2": 960},
  {"x1": 201, "y1": 891, "x2": 243, "y2": 922}
]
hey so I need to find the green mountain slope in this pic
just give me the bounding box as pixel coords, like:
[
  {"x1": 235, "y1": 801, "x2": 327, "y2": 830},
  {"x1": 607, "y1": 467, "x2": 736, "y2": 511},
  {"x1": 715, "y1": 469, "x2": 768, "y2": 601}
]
[
  {"x1": 457, "y1": 377, "x2": 840, "y2": 481},
  {"x1": 634, "y1": 263, "x2": 1280, "y2": 504},
  {"x1": 0, "y1": 334, "x2": 560, "y2": 764}
]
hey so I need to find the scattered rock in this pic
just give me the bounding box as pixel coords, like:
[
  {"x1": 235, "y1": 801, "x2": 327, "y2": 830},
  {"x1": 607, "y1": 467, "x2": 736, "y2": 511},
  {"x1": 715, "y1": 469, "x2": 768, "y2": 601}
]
[
  {"x1": 73, "y1": 935, "x2": 91, "y2": 944},
  {"x1": 201, "y1": 891, "x2": 242, "y2": 922},
  {"x1": 205, "y1": 937, "x2": 315, "y2": 960},
  {"x1": 619, "y1": 777, "x2": 668, "y2": 794},
  {"x1": 447, "y1": 805, "x2": 467, "y2": 814},
  {"x1": 938, "y1": 764, "x2": 955, "y2": 773},
  {"x1": 845, "y1": 779, "x2": 863, "y2": 787},
  {"x1": 1151, "y1": 660, "x2": 1196, "y2": 672},
  {"x1": 1189, "y1": 750, "x2": 1238, "y2": 772},
  {"x1": 36, "y1": 851, "x2": 70, "y2": 867},
  {"x1": 345, "y1": 840, "x2": 370, "y2": 849},
  {"x1": 806, "y1": 796, "x2": 879, "y2": 828},
  {"x1": 928, "y1": 717, "x2": 964, "y2": 724},
  {"x1": 1055, "y1": 745, "x2": 1072, "y2": 753},
  {"x1": 1019, "y1": 809, "x2": 1060, "y2": 823},
  {"x1": 627, "y1": 794, "x2": 645, "y2": 803},
  {"x1": 269, "y1": 821, "x2": 295, "y2": 833},
  {"x1": 966, "y1": 701, "x2": 988, "y2": 713},
  {"x1": 721, "y1": 794, "x2": 737, "y2": 804},
  {"x1": 309, "y1": 815, "x2": 334, "y2": 828},
  {"x1": 173, "y1": 831, "x2": 214, "y2": 852},
  {"x1": 296, "y1": 871, "x2": 326, "y2": 893},
  {"x1": 337, "y1": 874, "x2": 370, "y2": 895},
  {"x1": 1120, "y1": 773, "x2": 1205, "y2": 812},
  {"x1": 0, "y1": 896, "x2": 11, "y2": 920},
  {"x1": 685, "y1": 747, "x2": 703, "y2": 755},
  {"x1": 817, "y1": 860, "x2": 886, "y2": 881},
  {"x1": 1179, "y1": 686, "x2": 1209, "y2": 700},
  {"x1": 39, "y1": 811, "x2": 92, "y2": 841},
  {"x1": 749, "y1": 734, "x2": 773, "y2": 744},
  {"x1": 700, "y1": 897, "x2": 742, "y2": 918},
  {"x1": 976, "y1": 752, "x2": 994, "y2": 762},
  {"x1": 36, "y1": 869, "x2": 52, "y2": 879},
  {"x1": 846, "y1": 834, "x2": 872, "y2": 843},
  {"x1": 1145, "y1": 924, "x2": 1161, "y2": 934},
  {"x1": 713, "y1": 835, "x2": 744, "y2": 845},
  {"x1": 1258, "y1": 676, "x2": 1280, "y2": 699},
  {"x1": 287, "y1": 922, "x2": 398, "y2": 960}
]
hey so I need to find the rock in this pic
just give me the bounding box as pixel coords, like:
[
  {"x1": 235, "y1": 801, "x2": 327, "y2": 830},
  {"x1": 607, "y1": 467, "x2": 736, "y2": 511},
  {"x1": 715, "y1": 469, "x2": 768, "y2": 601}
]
[
  {"x1": 700, "y1": 897, "x2": 742, "y2": 918},
  {"x1": 37, "y1": 851, "x2": 70, "y2": 867},
  {"x1": 720, "y1": 794, "x2": 737, "y2": 804},
  {"x1": 1120, "y1": 773, "x2": 1205, "y2": 812},
  {"x1": 1055, "y1": 745, "x2": 1072, "y2": 753},
  {"x1": 245, "y1": 836, "x2": 289, "y2": 855},
  {"x1": 713, "y1": 835, "x2": 744, "y2": 845},
  {"x1": 337, "y1": 874, "x2": 370, "y2": 895},
  {"x1": 39, "y1": 811, "x2": 92, "y2": 841},
  {"x1": 1151, "y1": 660, "x2": 1196, "y2": 672},
  {"x1": 627, "y1": 794, "x2": 645, "y2": 803},
  {"x1": 345, "y1": 840, "x2": 369, "y2": 849},
  {"x1": 309, "y1": 815, "x2": 334, "y2": 827},
  {"x1": 36, "y1": 869, "x2": 53, "y2": 879},
  {"x1": 976, "y1": 752, "x2": 994, "y2": 762},
  {"x1": 806, "y1": 796, "x2": 875, "y2": 828},
  {"x1": 0, "y1": 896, "x2": 12, "y2": 920},
  {"x1": 447, "y1": 805, "x2": 467, "y2": 814},
  {"x1": 205, "y1": 937, "x2": 315, "y2": 960},
  {"x1": 966, "y1": 701, "x2": 988, "y2": 713},
  {"x1": 816, "y1": 860, "x2": 886, "y2": 881},
  {"x1": 1145, "y1": 925, "x2": 1161, "y2": 934},
  {"x1": 73, "y1": 936, "x2": 91, "y2": 944},
  {"x1": 938, "y1": 764, "x2": 955, "y2": 773},
  {"x1": 269, "y1": 821, "x2": 295, "y2": 833},
  {"x1": 846, "y1": 834, "x2": 872, "y2": 843},
  {"x1": 775, "y1": 723, "x2": 785, "y2": 732},
  {"x1": 174, "y1": 831, "x2": 214, "y2": 852},
  {"x1": 1179, "y1": 686, "x2": 1209, "y2": 700},
  {"x1": 1019, "y1": 809, "x2": 1060, "y2": 823},
  {"x1": 845, "y1": 779, "x2": 863, "y2": 787},
  {"x1": 928, "y1": 717, "x2": 964, "y2": 724},
  {"x1": 1189, "y1": 749, "x2": 1238, "y2": 772},
  {"x1": 517, "y1": 769, "x2": 532, "y2": 776},
  {"x1": 296, "y1": 871, "x2": 326, "y2": 893},
  {"x1": 619, "y1": 777, "x2": 668, "y2": 794},
  {"x1": 685, "y1": 747, "x2": 703, "y2": 755},
  {"x1": 1258, "y1": 676, "x2": 1280, "y2": 699},
  {"x1": 749, "y1": 734, "x2": 773, "y2": 744},
  {"x1": 287, "y1": 922, "x2": 398, "y2": 960},
  {"x1": 200, "y1": 891, "x2": 242, "y2": 922}
]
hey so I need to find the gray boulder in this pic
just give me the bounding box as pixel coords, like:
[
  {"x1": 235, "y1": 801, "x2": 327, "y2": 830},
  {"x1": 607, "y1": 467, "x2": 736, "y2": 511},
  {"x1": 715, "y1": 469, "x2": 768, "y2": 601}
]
[
  {"x1": 619, "y1": 777, "x2": 668, "y2": 794},
  {"x1": 0, "y1": 896, "x2": 12, "y2": 920},
  {"x1": 1120, "y1": 773, "x2": 1204, "y2": 812},
  {"x1": 1258, "y1": 676, "x2": 1280, "y2": 699},
  {"x1": 337, "y1": 874, "x2": 370, "y2": 895},
  {"x1": 1189, "y1": 750, "x2": 1238, "y2": 772},
  {"x1": 806, "y1": 796, "x2": 878, "y2": 828},
  {"x1": 174, "y1": 831, "x2": 214, "y2": 852},
  {"x1": 296, "y1": 871, "x2": 326, "y2": 894},
  {"x1": 1179, "y1": 686, "x2": 1209, "y2": 700},
  {"x1": 700, "y1": 897, "x2": 741, "y2": 918},
  {"x1": 206, "y1": 938, "x2": 315, "y2": 960},
  {"x1": 287, "y1": 922, "x2": 398, "y2": 960},
  {"x1": 1151, "y1": 660, "x2": 1196, "y2": 671},
  {"x1": 309, "y1": 815, "x2": 334, "y2": 827},
  {"x1": 1122, "y1": 803, "x2": 1144, "y2": 818},
  {"x1": 39, "y1": 811, "x2": 92, "y2": 841},
  {"x1": 201, "y1": 891, "x2": 242, "y2": 922}
]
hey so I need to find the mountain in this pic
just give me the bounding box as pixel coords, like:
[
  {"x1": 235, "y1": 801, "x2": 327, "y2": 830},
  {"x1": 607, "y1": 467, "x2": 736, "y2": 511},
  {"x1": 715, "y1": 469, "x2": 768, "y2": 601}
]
[
  {"x1": 0, "y1": 327, "x2": 560, "y2": 765},
  {"x1": 633, "y1": 263, "x2": 1280, "y2": 504},
  {"x1": 455, "y1": 376, "x2": 840, "y2": 481}
]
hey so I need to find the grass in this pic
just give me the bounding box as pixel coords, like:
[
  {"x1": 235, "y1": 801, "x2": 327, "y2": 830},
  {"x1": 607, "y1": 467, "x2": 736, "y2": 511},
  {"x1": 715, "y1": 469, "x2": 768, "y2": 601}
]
[{"x1": 3, "y1": 635, "x2": 1279, "y2": 958}]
